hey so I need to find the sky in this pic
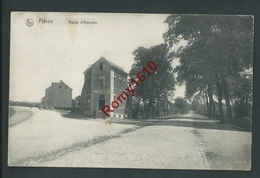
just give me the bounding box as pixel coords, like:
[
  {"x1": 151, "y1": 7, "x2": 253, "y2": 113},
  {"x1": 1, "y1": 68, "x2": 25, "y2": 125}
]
[{"x1": 10, "y1": 12, "x2": 185, "y2": 102}]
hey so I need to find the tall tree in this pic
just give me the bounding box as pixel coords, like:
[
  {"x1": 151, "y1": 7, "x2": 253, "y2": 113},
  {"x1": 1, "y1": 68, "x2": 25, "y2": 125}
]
[
  {"x1": 173, "y1": 97, "x2": 188, "y2": 114},
  {"x1": 129, "y1": 44, "x2": 176, "y2": 118},
  {"x1": 163, "y1": 15, "x2": 253, "y2": 122}
]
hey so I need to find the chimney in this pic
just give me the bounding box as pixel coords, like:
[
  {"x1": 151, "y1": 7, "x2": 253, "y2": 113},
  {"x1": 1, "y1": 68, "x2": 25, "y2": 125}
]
[{"x1": 51, "y1": 82, "x2": 54, "y2": 85}]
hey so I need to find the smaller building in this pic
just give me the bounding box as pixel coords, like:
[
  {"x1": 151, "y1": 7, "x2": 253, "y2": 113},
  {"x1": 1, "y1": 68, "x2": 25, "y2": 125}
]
[{"x1": 41, "y1": 80, "x2": 72, "y2": 109}]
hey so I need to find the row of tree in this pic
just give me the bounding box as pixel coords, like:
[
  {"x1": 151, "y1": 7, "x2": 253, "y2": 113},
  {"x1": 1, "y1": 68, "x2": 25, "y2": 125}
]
[
  {"x1": 10, "y1": 100, "x2": 40, "y2": 108},
  {"x1": 73, "y1": 15, "x2": 252, "y2": 129},
  {"x1": 172, "y1": 96, "x2": 208, "y2": 116},
  {"x1": 125, "y1": 15, "x2": 253, "y2": 130},
  {"x1": 163, "y1": 15, "x2": 253, "y2": 127},
  {"x1": 128, "y1": 44, "x2": 176, "y2": 119}
]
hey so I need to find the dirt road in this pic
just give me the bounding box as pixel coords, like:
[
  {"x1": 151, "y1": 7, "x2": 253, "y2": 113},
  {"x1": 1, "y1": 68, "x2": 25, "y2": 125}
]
[
  {"x1": 8, "y1": 107, "x2": 137, "y2": 166},
  {"x1": 8, "y1": 108, "x2": 251, "y2": 170}
]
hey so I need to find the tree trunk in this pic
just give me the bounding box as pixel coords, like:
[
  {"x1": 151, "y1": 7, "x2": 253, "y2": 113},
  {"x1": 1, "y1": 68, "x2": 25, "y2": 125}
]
[
  {"x1": 221, "y1": 75, "x2": 232, "y2": 120},
  {"x1": 215, "y1": 75, "x2": 224, "y2": 123},
  {"x1": 152, "y1": 104, "x2": 155, "y2": 119},
  {"x1": 205, "y1": 93, "x2": 210, "y2": 118},
  {"x1": 156, "y1": 91, "x2": 160, "y2": 117},
  {"x1": 147, "y1": 97, "x2": 153, "y2": 119},
  {"x1": 138, "y1": 98, "x2": 141, "y2": 111},
  {"x1": 212, "y1": 100, "x2": 216, "y2": 118},
  {"x1": 166, "y1": 102, "x2": 169, "y2": 116},
  {"x1": 162, "y1": 97, "x2": 166, "y2": 116},
  {"x1": 125, "y1": 95, "x2": 132, "y2": 119},
  {"x1": 156, "y1": 101, "x2": 159, "y2": 117},
  {"x1": 208, "y1": 83, "x2": 216, "y2": 119},
  {"x1": 144, "y1": 102, "x2": 147, "y2": 118},
  {"x1": 207, "y1": 85, "x2": 213, "y2": 118},
  {"x1": 150, "y1": 75, "x2": 155, "y2": 119}
]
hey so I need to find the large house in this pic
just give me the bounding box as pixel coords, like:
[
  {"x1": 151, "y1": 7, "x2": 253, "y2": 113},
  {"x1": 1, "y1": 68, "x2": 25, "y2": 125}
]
[
  {"x1": 41, "y1": 80, "x2": 72, "y2": 109},
  {"x1": 80, "y1": 57, "x2": 128, "y2": 118}
]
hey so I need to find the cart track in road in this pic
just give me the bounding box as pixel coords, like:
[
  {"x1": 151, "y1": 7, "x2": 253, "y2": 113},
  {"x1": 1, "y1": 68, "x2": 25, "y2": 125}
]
[
  {"x1": 10, "y1": 126, "x2": 144, "y2": 166},
  {"x1": 35, "y1": 124, "x2": 210, "y2": 168},
  {"x1": 10, "y1": 117, "x2": 162, "y2": 166},
  {"x1": 9, "y1": 112, "x2": 251, "y2": 169},
  {"x1": 9, "y1": 108, "x2": 150, "y2": 167}
]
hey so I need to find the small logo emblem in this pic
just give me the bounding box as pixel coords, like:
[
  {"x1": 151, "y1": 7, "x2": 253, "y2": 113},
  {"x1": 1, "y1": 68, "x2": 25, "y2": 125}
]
[{"x1": 25, "y1": 18, "x2": 34, "y2": 27}]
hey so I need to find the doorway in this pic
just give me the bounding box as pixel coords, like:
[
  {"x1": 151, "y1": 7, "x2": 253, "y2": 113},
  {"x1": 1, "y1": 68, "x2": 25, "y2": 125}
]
[{"x1": 99, "y1": 95, "x2": 105, "y2": 110}]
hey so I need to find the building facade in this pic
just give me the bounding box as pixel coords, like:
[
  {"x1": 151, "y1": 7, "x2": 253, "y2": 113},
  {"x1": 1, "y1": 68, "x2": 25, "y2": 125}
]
[
  {"x1": 80, "y1": 57, "x2": 128, "y2": 118},
  {"x1": 41, "y1": 80, "x2": 72, "y2": 109}
]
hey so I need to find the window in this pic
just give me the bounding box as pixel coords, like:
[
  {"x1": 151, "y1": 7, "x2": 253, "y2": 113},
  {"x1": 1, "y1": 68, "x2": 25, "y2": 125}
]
[
  {"x1": 123, "y1": 80, "x2": 126, "y2": 88},
  {"x1": 100, "y1": 63, "x2": 105, "y2": 70},
  {"x1": 118, "y1": 78, "x2": 121, "y2": 90},
  {"x1": 114, "y1": 94, "x2": 116, "y2": 100},
  {"x1": 99, "y1": 95, "x2": 105, "y2": 99},
  {"x1": 99, "y1": 76, "x2": 106, "y2": 87},
  {"x1": 114, "y1": 77, "x2": 116, "y2": 88},
  {"x1": 59, "y1": 86, "x2": 61, "y2": 89}
]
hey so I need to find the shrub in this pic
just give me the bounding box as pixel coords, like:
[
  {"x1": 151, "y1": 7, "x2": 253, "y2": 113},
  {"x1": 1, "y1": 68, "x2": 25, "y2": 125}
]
[{"x1": 233, "y1": 102, "x2": 252, "y2": 131}]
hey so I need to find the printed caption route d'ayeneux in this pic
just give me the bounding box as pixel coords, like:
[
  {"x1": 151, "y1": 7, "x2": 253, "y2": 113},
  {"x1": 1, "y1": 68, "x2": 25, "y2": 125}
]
[{"x1": 101, "y1": 61, "x2": 157, "y2": 117}]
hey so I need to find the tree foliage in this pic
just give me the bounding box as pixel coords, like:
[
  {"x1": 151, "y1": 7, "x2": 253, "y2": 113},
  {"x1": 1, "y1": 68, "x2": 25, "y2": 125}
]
[
  {"x1": 163, "y1": 15, "x2": 253, "y2": 126},
  {"x1": 173, "y1": 97, "x2": 189, "y2": 114},
  {"x1": 10, "y1": 100, "x2": 40, "y2": 108},
  {"x1": 74, "y1": 95, "x2": 81, "y2": 105},
  {"x1": 129, "y1": 43, "x2": 176, "y2": 118}
]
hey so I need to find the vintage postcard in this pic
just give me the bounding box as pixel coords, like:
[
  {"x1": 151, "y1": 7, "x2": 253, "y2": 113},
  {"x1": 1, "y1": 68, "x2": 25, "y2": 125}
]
[{"x1": 9, "y1": 12, "x2": 253, "y2": 170}]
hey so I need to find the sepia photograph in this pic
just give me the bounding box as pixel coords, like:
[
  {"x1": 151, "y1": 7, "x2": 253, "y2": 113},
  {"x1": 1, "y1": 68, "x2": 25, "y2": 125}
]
[{"x1": 8, "y1": 12, "x2": 253, "y2": 170}]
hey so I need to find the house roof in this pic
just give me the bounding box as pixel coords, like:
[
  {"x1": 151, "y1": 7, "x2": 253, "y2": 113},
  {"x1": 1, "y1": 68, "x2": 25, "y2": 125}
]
[
  {"x1": 106, "y1": 59, "x2": 124, "y2": 72},
  {"x1": 46, "y1": 82, "x2": 59, "y2": 90},
  {"x1": 83, "y1": 57, "x2": 128, "y2": 76},
  {"x1": 46, "y1": 80, "x2": 72, "y2": 91},
  {"x1": 55, "y1": 80, "x2": 72, "y2": 90}
]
